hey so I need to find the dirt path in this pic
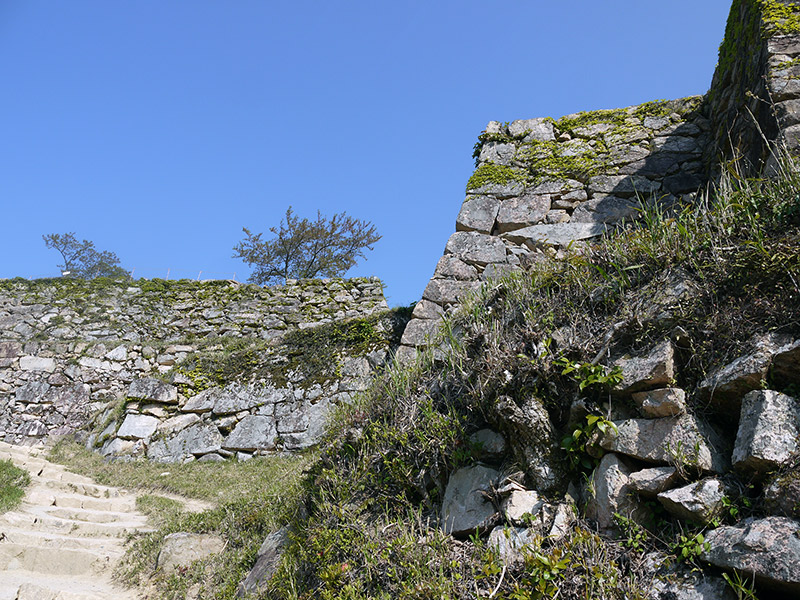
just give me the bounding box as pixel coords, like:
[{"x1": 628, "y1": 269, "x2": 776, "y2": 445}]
[{"x1": 0, "y1": 442, "x2": 166, "y2": 600}]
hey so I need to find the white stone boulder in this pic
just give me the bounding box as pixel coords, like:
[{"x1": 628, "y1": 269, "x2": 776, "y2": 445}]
[
  {"x1": 441, "y1": 465, "x2": 499, "y2": 537},
  {"x1": 657, "y1": 478, "x2": 725, "y2": 525}
]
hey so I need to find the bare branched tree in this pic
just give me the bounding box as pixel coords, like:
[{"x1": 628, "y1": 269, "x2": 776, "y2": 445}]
[{"x1": 43, "y1": 232, "x2": 130, "y2": 279}]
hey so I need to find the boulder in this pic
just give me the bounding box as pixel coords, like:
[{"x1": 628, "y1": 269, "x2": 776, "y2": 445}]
[
  {"x1": 772, "y1": 339, "x2": 800, "y2": 387},
  {"x1": 648, "y1": 573, "x2": 736, "y2": 600},
  {"x1": 490, "y1": 395, "x2": 563, "y2": 493},
  {"x1": 612, "y1": 341, "x2": 675, "y2": 395},
  {"x1": 600, "y1": 414, "x2": 729, "y2": 473},
  {"x1": 502, "y1": 490, "x2": 544, "y2": 526},
  {"x1": 469, "y1": 429, "x2": 506, "y2": 460},
  {"x1": 128, "y1": 378, "x2": 178, "y2": 404},
  {"x1": 631, "y1": 388, "x2": 686, "y2": 418},
  {"x1": 116, "y1": 414, "x2": 160, "y2": 440},
  {"x1": 702, "y1": 517, "x2": 800, "y2": 594},
  {"x1": 440, "y1": 465, "x2": 499, "y2": 537},
  {"x1": 487, "y1": 526, "x2": 535, "y2": 563},
  {"x1": 698, "y1": 334, "x2": 792, "y2": 412},
  {"x1": 212, "y1": 385, "x2": 275, "y2": 415},
  {"x1": 456, "y1": 196, "x2": 501, "y2": 234},
  {"x1": 585, "y1": 453, "x2": 646, "y2": 531},
  {"x1": 158, "y1": 413, "x2": 201, "y2": 437},
  {"x1": 421, "y1": 279, "x2": 482, "y2": 306},
  {"x1": 764, "y1": 468, "x2": 800, "y2": 519},
  {"x1": 571, "y1": 196, "x2": 640, "y2": 224},
  {"x1": 629, "y1": 466, "x2": 681, "y2": 497},
  {"x1": 237, "y1": 528, "x2": 290, "y2": 596},
  {"x1": 508, "y1": 118, "x2": 555, "y2": 141},
  {"x1": 657, "y1": 478, "x2": 725, "y2": 525},
  {"x1": 157, "y1": 532, "x2": 225, "y2": 571},
  {"x1": 15, "y1": 381, "x2": 51, "y2": 404},
  {"x1": 399, "y1": 318, "x2": 441, "y2": 347},
  {"x1": 732, "y1": 390, "x2": 799, "y2": 479}
]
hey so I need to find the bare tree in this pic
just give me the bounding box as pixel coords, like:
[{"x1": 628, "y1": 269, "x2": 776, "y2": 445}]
[
  {"x1": 233, "y1": 207, "x2": 381, "y2": 285},
  {"x1": 43, "y1": 232, "x2": 130, "y2": 279}
]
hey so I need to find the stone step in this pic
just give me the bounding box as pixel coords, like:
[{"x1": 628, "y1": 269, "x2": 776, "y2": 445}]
[
  {"x1": 0, "y1": 525, "x2": 128, "y2": 553},
  {"x1": 39, "y1": 477, "x2": 125, "y2": 499},
  {"x1": 24, "y1": 489, "x2": 138, "y2": 512},
  {"x1": 0, "y1": 542, "x2": 121, "y2": 576},
  {"x1": 1, "y1": 509, "x2": 153, "y2": 538},
  {"x1": 45, "y1": 506, "x2": 136, "y2": 524},
  {"x1": 1, "y1": 578, "x2": 138, "y2": 600}
]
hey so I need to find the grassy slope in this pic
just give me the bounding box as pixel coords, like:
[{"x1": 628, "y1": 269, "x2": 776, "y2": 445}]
[{"x1": 49, "y1": 154, "x2": 800, "y2": 599}]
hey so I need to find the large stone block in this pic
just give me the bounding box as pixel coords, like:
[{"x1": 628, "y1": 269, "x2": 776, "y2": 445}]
[
  {"x1": 117, "y1": 414, "x2": 160, "y2": 440},
  {"x1": 432, "y1": 256, "x2": 479, "y2": 281},
  {"x1": 223, "y1": 415, "x2": 278, "y2": 452},
  {"x1": 501, "y1": 222, "x2": 606, "y2": 248},
  {"x1": 733, "y1": 390, "x2": 799, "y2": 478},
  {"x1": 495, "y1": 193, "x2": 550, "y2": 233},
  {"x1": 508, "y1": 118, "x2": 555, "y2": 141},
  {"x1": 19, "y1": 356, "x2": 56, "y2": 373},
  {"x1": 456, "y1": 196, "x2": 501, "y2": 234},
  {"x1": 128, "y1": 378, "x2": 178, "y2": 404},
  {"x1": 585, "y1": 453, "x2": 645, "y2": 531},
  {"x1": 658, "y1": 478, "x2": 725, "y2": 525},
  {"x1": 422, "y1": 279, "x2": 481, "y2": 306},
  {"x1": 444, "y1": 232, "x2": 507, "y2": 266},
  {"x1": 572, "y1": 196, "x2": 640, "y2": 224}
]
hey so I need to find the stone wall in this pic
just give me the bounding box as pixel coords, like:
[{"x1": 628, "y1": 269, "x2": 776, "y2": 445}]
[
  {"x1": 0, "y1": 277, "x2": 390, "y2": 454},
  {"x1": 398, "y1": 0, "x2": 800, "y2": 358}
]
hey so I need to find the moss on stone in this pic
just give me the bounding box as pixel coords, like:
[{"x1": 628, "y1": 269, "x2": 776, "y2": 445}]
[
  {"x1": 759, "y1": 0, "x2": 800, "y2": 34},
  {"x1": 516, "y1": 139, "x2": 606, "y2": 183},
  {"x1": 466, "y1": 163, "x2": 527, "y2": 192}
]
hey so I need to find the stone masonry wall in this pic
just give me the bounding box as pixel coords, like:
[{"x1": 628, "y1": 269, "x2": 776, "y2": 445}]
[
  {"x1": 0, "y1": 277, "x2": 388, "y2": 456},
  {"x1": 398, "y1": 0, "x2": 800, "y2": 359}
]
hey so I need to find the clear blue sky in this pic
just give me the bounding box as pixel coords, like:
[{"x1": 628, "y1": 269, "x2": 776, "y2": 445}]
[{"x1": 0, "y1": 1, "x2": 732, "y2": 306}]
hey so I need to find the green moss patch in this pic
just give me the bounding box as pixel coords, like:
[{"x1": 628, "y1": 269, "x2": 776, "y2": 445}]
[{"x1": 466, "y1": 163, "x2": 528, "y2": 192}]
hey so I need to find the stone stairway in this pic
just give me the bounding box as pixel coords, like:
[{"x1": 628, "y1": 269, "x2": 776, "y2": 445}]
[{"x1": 0, "y1": 442, "x2": 149, "y2": 600}]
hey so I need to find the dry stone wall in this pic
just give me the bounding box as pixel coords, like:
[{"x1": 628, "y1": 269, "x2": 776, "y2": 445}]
[
  {"x1": 399, "y1": 0, "x2": 800, "y2": 359},
  {"x1": 0, "y1": 277, "x2": 390, "y2": 458}
]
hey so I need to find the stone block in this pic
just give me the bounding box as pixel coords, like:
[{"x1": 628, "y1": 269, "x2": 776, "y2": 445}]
[
  {"x1": 501, "y1": 223, "x2": 606, "y2": 248},
  {"x1": 478, "y1": 142, "x2": 515, "y2": 166},
  {"x1": 432, "y1": 256, "x2": 479, "y2": 281},
  {"x1": 600, "y1": 414, "x2": 729, "y2": 473},
  {"x1": 628, "y1": 466, "x2": 680, "y2": 497},
  {"x1": 128, "y1": 378, "x2": 178, "y2": 404},
  {"x1": 157, "y1": 532, "x2": 225, "y2": 571},
  {"x1": 422, "y1": 279, "x2": 481, "y2": 306},
  {"x1": 456, "y1": 196, "x2": 501, "y2": 234},
  {"x1": 502, "y1": 490, "x2": 544, "y2": 525},
  {"x1": 733, "y1": 390, "x2": 799, "y2": 479},
  {"x1": 445, "y1": 232, "x2": 507, "y2": 266},
  {"x1": 631, "y1": 388, "x2": 687, "y2": 418},
  {"x1": 572, "y1": 196, "x2": 640, "y2": 224},
  {"x1": 19, "y1": 356, "x2": 56, "y2": 373},
  {"x1": 495, "y1": 193, "x2": 550, "y2": 233},
  {"x1": 613, "y1": 341, "x2": 675, "y2": 395},
  {"x1": 117, "y1": 414, "x2": 160, "y2": 440},
  {"x1": 508, "y1": 118, "x2": 555, "y2": 141},
  {"x1": 585, "y1": 453, "x2": 645, "y2": 531},
  {"x1": 658, "y1": 478, "x2": 725, "y2": 525},
  {"x1": 223, "y1": 415, "x2": 278, "y2": 452}
]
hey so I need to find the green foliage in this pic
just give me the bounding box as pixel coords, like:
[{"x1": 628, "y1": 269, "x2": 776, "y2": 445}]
[
  {"x1": 723, "y1": 570, "x2": 760, "y2": 600},
  {"x1": 613, "y1": 513, "x2": 650, "y2": 552},
  {"x1": 555, "y1": 357, "x2": 623, "y2": 392},
  {"x1": 759, "y1": 0, "x2": 800, "y2": 34},
  {"x1": 0, "y1": 459, "x2": 30, "y2": 513},
  {"x1": 561, "y1": 414, "x2": 618, "y2": 471},
  {"x1": 671, "y1": 532, "x2": 709, "y2": 566},
  {"x1": 233, "y1": 207, "x2": 381, "y2": 285}
]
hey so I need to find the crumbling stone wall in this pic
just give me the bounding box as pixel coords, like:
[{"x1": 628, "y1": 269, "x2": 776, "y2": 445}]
[
  {"x1": 398, "y1": 0, "x2": 800, "y2": 359},
  {"x1": 0, "y1": 277, "x2": 388, "y2": 452}
]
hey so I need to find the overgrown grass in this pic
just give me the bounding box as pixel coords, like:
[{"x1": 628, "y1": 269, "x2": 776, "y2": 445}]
[
  {"x1": 260, "y1": 150, "x2": 800, "y2": 599},
  {"x1": 0, "y1": 458, "x2": 30, "y2": 513}
]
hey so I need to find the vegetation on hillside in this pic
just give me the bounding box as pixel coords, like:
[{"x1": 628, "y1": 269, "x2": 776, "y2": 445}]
[{"x1": 51, "y1": 150, "x2": 800, "y2": 599}]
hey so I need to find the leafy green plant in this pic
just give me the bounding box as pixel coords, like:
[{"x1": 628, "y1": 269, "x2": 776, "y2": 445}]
[
  {"x1": 613, "y1": 513, "x2": 650, "y2": 551},
  {"x1": 671, "y1": 532, "x2": 709, "y2": 566},
  {"x1": 555, "y1": 357, "x2": 624, "y2": 392},
  {"x1": 562, "y1": 414, "x2": 618, "y2": 471}
]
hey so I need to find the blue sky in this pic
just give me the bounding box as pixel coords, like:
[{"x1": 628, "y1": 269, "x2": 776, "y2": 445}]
[{"x1": 0, "y1": 1, "x2": 732, "y2": 306}]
